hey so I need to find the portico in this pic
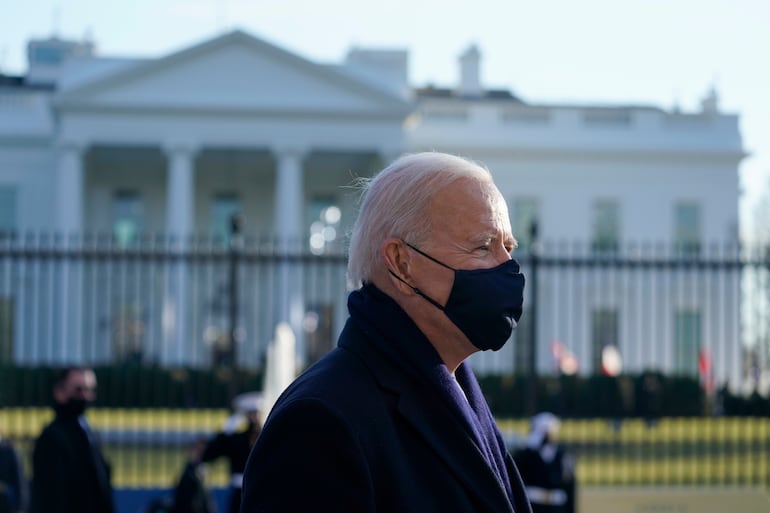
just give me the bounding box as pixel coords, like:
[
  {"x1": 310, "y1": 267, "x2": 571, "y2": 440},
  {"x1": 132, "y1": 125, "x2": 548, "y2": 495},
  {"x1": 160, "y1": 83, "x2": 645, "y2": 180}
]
[{"x1": 47, "y1": 30, "x2": 410, "y2": 365}]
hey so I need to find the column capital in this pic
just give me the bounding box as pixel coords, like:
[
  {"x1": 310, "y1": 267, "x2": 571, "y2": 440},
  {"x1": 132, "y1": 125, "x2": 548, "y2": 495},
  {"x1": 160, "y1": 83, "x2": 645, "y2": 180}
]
[
  {"x1": 162, "y1": 140, "x2": 200, "y2": 158},
  {"x1": 55, "y1": 138, "x2": 89, "y2": 154},
  {"x1": 272, "y1": 145, "x2": 308, "y2": 160}
]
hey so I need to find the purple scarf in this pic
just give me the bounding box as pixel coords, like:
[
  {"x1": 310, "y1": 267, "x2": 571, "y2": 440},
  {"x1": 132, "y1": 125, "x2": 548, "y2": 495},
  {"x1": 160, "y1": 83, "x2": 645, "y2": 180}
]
[{"x1": 348, "y1": 283, "x2": 516, "y2": 507}]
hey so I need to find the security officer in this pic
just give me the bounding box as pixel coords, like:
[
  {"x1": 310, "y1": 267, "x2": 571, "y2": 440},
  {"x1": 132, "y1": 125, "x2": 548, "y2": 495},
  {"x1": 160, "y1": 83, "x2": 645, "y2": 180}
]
[
  {"x1": 198, "y1": 392, "x2": 263, "y2": 513},
  {"x1": 513, "y1": 412, "x2": 576, "y2": 513}
]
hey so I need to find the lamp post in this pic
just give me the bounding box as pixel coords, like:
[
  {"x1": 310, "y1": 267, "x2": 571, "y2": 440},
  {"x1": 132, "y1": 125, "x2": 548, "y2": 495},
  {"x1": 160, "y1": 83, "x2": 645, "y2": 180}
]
[{"x1": 228, "y1": 212, "x2": 243, "y2": 401}]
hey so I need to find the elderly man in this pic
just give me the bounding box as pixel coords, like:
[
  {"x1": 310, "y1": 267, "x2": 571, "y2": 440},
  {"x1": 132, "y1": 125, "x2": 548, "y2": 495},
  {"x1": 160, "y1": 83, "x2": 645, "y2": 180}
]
[
  {"x1": 241, "y1": 152, "x2": 530, "y2": 513},
  {"x1": 30, "y1": 367, "x2": 115, "y2": 513}
]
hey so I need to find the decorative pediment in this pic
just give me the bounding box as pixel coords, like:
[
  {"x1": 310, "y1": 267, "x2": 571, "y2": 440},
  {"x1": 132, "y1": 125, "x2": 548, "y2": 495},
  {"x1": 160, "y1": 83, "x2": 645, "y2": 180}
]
[{"x1": 56, "y1": 30, "x2": 410, "y2": 115}]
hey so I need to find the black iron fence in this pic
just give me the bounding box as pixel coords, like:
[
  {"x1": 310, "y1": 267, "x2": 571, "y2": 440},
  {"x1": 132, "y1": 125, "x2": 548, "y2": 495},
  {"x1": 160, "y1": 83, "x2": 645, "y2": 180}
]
[{"x1": 1, "y1": 233, "x2": 769, "y2": 495}]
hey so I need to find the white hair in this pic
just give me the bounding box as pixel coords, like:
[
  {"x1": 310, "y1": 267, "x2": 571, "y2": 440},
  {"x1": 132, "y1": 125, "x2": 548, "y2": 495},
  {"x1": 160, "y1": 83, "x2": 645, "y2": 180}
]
[{"x1": 347, "y1": 151, "x2": 492, "y2": 286}]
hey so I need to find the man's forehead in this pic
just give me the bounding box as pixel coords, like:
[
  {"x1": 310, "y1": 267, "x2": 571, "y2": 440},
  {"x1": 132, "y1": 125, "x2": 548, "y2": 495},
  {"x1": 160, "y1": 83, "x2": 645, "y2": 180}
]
[
  {"x1": 67, "y1": 369, "x2": 96, "y2": 385},
  {"x1": 431, "y1": 180, "x2": 509, "y2": 228}
]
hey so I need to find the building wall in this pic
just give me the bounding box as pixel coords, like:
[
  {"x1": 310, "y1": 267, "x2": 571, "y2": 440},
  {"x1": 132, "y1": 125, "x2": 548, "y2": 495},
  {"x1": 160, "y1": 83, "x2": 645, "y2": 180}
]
[
  {"x1": 0, "y1": 144, "x2": 56, "y2": 232},
  {"x1": 0, "y1": 31, "x2": 749, "y2": 388}
]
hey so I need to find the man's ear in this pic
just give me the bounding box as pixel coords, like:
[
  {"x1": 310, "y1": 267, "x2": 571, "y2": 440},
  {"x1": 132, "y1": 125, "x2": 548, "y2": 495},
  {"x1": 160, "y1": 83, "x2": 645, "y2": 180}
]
[
  {"x1": 382, "y1": 238, "x2": 415, "y2": 293},
  {"x1": 53, "y1": 385, "x2": 66, "y2": 403}
]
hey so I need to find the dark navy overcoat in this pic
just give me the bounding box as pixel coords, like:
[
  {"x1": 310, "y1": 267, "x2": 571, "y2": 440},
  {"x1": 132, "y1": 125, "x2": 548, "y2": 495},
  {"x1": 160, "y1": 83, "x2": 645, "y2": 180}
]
[{"x1": 241, "y1": 289, "x2": 532, "y2": 513}]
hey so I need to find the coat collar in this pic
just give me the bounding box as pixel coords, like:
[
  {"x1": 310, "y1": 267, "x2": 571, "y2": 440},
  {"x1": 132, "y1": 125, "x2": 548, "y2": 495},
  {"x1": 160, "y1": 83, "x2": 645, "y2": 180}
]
[{"x1": 342, "y1": 284, "x2": 516, "y2": 513}]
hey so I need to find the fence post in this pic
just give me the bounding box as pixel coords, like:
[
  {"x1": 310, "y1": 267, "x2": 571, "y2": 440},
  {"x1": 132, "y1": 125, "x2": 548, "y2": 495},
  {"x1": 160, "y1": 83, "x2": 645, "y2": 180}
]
[{"x1": 228, "y1": 212, "x2": 243, "y2": 402}]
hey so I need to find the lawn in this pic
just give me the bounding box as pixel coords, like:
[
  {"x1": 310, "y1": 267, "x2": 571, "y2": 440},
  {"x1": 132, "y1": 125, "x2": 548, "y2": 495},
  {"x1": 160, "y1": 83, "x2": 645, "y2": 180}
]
[{"x1": 3, "y1": 409, "x2": 768, "y2": 489}]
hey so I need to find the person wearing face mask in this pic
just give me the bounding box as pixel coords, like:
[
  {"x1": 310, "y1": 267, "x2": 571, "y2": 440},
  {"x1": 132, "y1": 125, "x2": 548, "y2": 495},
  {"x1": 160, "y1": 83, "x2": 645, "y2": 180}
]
[
  {"x1": 189, "y1": 392, "x2": 263, "y2": 513},
  {"x1": 512, "y1": 413, "x2": 576, "y2": 513},
  {"x1": 241, "y1": 152, "x2": 531, "y2": 513},
  {"x1": 29, "y1": 367, "x2": 115, "y2": 513}
]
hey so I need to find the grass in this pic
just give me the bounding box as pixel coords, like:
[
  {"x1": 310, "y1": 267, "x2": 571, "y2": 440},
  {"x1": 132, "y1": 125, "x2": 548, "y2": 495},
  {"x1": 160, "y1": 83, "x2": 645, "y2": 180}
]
[{"x1": 2, "y1": 409, "x2": 769, "y2": 489}]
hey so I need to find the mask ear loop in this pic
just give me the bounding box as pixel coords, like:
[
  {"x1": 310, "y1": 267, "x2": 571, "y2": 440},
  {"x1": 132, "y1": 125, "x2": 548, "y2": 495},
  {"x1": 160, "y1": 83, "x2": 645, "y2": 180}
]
[
  {"x1": 401, "y1": 240, "x2": 456, "y2": 271},
  {"x1": 387, "y1": 269, "x2": 446, "y2": 311}
]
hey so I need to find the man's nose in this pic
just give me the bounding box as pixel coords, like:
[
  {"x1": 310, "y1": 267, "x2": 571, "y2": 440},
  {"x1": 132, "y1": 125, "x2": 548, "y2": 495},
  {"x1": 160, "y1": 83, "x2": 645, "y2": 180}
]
[{"x1": 494, "y1": 245, "x2": 512, "y2": 265}]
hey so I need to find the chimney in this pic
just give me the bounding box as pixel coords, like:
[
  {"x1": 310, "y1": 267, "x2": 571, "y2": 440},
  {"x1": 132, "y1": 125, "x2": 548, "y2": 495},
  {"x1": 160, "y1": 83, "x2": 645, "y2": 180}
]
[
  {"x1": 457, "y1": 44, "x2": 482, "y2": 97},
  {"x1": 26, "y1": 36, "x2": 95, "y2": 86},
  {"x1": 700, "y1": 84, "x2": 719, "y2": 115}
]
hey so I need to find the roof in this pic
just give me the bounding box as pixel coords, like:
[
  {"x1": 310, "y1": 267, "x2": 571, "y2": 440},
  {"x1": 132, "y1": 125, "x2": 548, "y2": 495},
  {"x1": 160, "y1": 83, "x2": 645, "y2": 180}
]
[
  {"x1": 0, "y1": 74, "x2": 54, "y2": 91},
  {"x1": 415, "y1": 84, "x2": 524, "y2": 103}
]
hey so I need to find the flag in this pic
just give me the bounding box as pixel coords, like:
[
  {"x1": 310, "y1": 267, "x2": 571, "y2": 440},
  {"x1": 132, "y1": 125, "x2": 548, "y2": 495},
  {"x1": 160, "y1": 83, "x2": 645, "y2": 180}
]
[{"x1": 699, "y1": 348, "x2": 714, "y2": 393}]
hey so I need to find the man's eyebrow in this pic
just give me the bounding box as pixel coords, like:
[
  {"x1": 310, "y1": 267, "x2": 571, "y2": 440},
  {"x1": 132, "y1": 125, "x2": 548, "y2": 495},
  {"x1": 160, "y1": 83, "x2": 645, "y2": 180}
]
[{"x1": 468, "y1": 233, "x2": 496, "y2": 245}]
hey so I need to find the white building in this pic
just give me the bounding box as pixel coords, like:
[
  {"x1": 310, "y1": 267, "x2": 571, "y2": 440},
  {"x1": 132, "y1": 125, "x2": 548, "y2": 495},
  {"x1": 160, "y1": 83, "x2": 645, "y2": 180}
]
[
  {"x1": 406, "y1": 46, "x2": 746, "y2": 388},
  {"x1": 0, "y1": 30, "x2": 747, "y2": 388}
]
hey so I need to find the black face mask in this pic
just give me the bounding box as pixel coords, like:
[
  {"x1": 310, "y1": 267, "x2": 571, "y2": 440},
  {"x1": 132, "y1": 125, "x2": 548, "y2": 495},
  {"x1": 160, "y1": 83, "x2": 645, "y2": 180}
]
[
  {"x1": 56, "y1": 398, "x2": 89, "y2": 418},
  {"x1": 390, "y1": 241, "x2": 525, "y2": 351}
]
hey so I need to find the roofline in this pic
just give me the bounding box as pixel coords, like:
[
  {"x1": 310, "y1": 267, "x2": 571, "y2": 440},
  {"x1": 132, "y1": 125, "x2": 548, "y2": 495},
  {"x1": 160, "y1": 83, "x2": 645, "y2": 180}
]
[{"x1": 55, "y1": 29, "x2": 411, "y2": 111}]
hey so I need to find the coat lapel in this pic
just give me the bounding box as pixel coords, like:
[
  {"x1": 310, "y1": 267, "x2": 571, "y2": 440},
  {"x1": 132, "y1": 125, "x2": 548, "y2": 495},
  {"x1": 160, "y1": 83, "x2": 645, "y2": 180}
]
[
  {"x1": 343, "y1": 320, "x2": 514, "y2": 513},
  {"x1": 395, "y1": 381, "x2": 515, "y2": 513},
  {"x1": 343, "y1": 287, "x2": 517, "y2": 513}
]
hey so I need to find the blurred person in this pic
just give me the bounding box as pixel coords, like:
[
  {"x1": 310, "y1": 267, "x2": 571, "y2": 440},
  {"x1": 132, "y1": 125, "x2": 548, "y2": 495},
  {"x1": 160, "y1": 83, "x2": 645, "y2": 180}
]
[
  {"x1": 195, "y1": 393, "x2": 263, "y2": 513},
  {"x1": 513, "y1": 412, "x2": 575, "y2": 513},
  {"x1": 142, "y1": 438, "x2": 217, "y2": 513},
  {"x1": 0, "y1": 423, "x2": 26, "y2": 513},
  {"x1": 171, "y1": 439, "x2": 216, "y2": 513},
  {"x1": 29, "y1": 367, "x2": 115, "y2": 513},
  {"x1": 241, "y1": 152, "x2": 531, "y2": 512},
  {"x1": 638, "y1": 371, "x2": 662, "y2": 428}
]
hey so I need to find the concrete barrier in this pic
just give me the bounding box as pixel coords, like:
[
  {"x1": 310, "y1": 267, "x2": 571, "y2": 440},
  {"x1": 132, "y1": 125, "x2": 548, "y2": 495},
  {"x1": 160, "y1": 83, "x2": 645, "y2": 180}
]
[{"x1": 579, "y1": 486, "x2": 770, "y2": 513}]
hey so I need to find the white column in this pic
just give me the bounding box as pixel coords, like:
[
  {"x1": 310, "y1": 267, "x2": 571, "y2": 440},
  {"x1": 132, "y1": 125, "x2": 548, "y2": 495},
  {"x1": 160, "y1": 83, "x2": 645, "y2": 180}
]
[
  {"x1": 163, "y1": 143, "x2": 197, "y2": 365},
  {"x1": 56, "y1": 141, "x2": 86, "y2": 363},
  {"x1": 56, "y1": 141, "x2": 85, "y2": 240},
  {"x1": 273, "y1": 147, "x2": 305, "y2": 250},
  {"x1": 272, "y1": 147, "x2": 306, "y2": 366},
  {"x1": 165, "y1": 143, "x2": 197, "y2": 242}
]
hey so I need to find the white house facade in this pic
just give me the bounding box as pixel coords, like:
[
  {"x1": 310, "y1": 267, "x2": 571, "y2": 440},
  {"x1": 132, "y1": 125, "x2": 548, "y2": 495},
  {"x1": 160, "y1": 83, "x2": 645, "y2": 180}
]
[
  {"x1": 0, "y1": 30, "x2": 748, "y2": 389},
  {"x1": 405, "y1": 46, "x2": 745, "y2": 389}
]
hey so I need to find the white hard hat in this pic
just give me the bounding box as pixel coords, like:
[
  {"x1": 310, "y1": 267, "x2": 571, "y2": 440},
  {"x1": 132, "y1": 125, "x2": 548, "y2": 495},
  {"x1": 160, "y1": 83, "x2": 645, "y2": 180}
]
[
  {"x1": 527, "y1": 411, "x2": 561, "y2": 449},
  {"x1": 232, "y1": 391, "x2": 264, "y2": 413},
  {"x1": 531, "y1": 412, "x2": 561, "y2": 434}
]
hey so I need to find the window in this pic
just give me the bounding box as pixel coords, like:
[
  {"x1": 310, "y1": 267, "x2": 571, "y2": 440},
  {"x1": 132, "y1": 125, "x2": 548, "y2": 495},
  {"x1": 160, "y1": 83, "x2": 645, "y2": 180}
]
[
  {"x1": 511, "y1": 197, "x2": 539, "y2": 250},
  {"x1": 307, "y1": 198, "x2": 342, "y2": 255},
  {"x1": 210, "y1": 193, "x2": 241, "y2": 242},
  {"x1": 674, "y1": 310, "x2": 700, "y2": 377},
  {"x1": 113, "y1": 191, "x2": 143, "y2": 247},
  {"x1": 592, "y1": 199, "x2": 620, "y2": 253},
  {"x1": 0, "y1": 186, "x2": 17, "y2": 233},
  {"x1": 592, "y1": 309, "x2": 618, "y2": 373},
  {"x1": 674, "y1": 202, "x2": 701, "y2": 256}
]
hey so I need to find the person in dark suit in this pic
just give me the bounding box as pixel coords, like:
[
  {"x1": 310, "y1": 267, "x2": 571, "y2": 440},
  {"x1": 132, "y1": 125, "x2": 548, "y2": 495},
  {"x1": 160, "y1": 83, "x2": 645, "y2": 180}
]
[
  {"x1": 195, "y1": 392, "x2": 263, "y2": 513},
  {"x1": 171, "y1": 441, "x2": 216, "y2": 513},
  {"x1": 241, "y1": 152, "x2": 531, "y2": 513},
  {"x1": 513, "y1": 413, "x2": 575, "y2": 513},
  {"x1": 0, "y1": 427, "x2": 26, "y2": 513},
  {"x1": 29, "y1": 367, "x2": 115, "y2": 513}
]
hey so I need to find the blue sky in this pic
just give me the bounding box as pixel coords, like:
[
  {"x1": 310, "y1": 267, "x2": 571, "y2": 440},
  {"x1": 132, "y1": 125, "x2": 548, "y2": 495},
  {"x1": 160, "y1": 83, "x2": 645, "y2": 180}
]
[{"x1": 2, "y1": 0, "x2": 768, "y2": 236}]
